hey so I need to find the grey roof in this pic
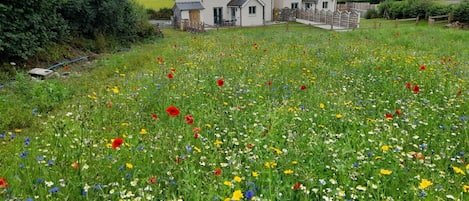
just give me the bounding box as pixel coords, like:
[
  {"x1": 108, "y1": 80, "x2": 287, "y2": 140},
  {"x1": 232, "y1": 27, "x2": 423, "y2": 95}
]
[
  {"x1": 227, "y1": 0, "x2": 247, "y2": 6},
  {"x1": 175, "y1": 2, "x2": 204, "y2": 11}
]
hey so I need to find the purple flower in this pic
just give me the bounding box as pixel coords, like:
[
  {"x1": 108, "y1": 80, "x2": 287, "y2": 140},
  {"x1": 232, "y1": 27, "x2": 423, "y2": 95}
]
[
  {"x1": 49, "y1": 186, "x2": 60, "y2": 193},
  {"x1": 245, "y1": 190, "x2": 255, "y2": 200}
]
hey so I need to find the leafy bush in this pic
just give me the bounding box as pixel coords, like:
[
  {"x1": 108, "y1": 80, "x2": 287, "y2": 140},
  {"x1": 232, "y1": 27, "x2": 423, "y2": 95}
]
[
  {"x1": 0, "y1": 0, "x2": 68, "y2": 60},
  {"x1": 147, "y1": 8, "x2": 173, "y2": 20},
  {"x1": 364, "y1": 9, "x2": 380, "y2": 19},
  {"x1": 452, "y1": 2, "x2": 469, "y2": 23},
  {"x1": 426, "y1": 4, "x2": 453, "y2": 18},
  {"x1": 60, "y1": 0, "x2": 150, "y2": 41}
]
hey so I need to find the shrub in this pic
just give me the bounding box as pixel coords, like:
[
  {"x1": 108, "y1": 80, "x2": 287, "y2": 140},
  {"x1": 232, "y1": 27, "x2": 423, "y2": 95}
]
[
  {"x1": 0, "y1": 0, "x2": 68, "y2": 60},
  {"x1": 364, "y1": 9, "x2": 380, "y2": 19},
  {"x1": 452, "y1": 2, "x2": 469, "y2": 23},
  {"x1": 426, "y1": 4, "x2": 454, "y2": 18}
]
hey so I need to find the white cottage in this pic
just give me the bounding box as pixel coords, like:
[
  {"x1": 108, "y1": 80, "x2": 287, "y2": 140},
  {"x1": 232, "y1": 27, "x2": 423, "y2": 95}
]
[{"x1": 174, "y1": 0, "x2": 273, "y2": 27}]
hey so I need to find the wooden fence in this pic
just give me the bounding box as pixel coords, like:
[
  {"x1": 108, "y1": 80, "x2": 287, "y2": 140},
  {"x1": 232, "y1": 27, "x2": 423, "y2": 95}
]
[
  {"x1": 179, "y1": 20, "x2": 205, "y2": 33},
  {"x1": 279, "y1": 8, "x2": 361, "y2": 29},
  {"x1": 428, "y1": 14, "x2": 451, "y2": 26}
]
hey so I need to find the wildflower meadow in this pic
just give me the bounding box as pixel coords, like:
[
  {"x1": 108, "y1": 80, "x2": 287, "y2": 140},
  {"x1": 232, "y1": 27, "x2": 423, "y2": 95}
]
[{"x1": 0, "y1": 24, "x2": 468, "y2": 200}]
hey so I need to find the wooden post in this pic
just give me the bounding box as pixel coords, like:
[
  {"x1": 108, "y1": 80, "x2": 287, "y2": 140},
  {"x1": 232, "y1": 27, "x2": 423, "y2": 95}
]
[
  {"x1": 415, "y1": 16, "x2": 419, "y2": 26},
  {"x1": 395, "y1": 19, "x2": 398, "y2": 28}
]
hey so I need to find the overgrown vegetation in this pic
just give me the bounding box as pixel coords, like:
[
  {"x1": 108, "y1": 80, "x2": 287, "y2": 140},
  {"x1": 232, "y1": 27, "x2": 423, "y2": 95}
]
[
  {"x1": 378, "y1": 0, "x2": 469, "y2": 22},
  {"x1": 0, "y1": 24, "x2": 467, "y2": 200},
  {"x1": 0, "y1": 0, "x2": 158, "y2": 67}
]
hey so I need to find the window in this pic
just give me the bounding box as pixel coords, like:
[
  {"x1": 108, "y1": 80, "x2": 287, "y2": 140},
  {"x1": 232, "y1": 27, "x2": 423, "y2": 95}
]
[
  {"x1": 249, "y1": 6, "x2": 256, "y2": 15},
  {"x1": 305, "y1": 3, "x2": 312, "y2": 9},
  {"x1": 322, "y1": 2, "x2": 328, "y2": 9},
  {"x1": 291, "y1": 3, "x2": 298, "y2": 9}
]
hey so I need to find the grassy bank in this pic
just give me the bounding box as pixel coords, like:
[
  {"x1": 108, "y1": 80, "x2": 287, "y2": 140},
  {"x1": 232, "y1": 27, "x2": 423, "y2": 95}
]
[
  {"x1": 136, "y1": 0, "x2": 174, "y2": 10},
  {"x1": 0, "y1": 24, "x2": 468, "y2": 200}
]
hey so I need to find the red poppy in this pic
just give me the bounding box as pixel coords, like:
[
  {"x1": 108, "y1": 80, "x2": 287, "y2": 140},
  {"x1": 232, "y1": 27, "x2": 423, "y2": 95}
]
[
  {"x1": 419, "y1": 65, "x2": 426, "y2": 70},
  {"x1": 112, "y1": 137, "x2": 124, "y2": 149},
  {"x1": 293, "y1": 182, "x2": 301, "y2": 190},
  {"x1": 149, "y1": 176, "x2": 156, "y2": 184},
  {"x1": 406, "y1": 82, "x2": 412, "y2": 88},
  {"x1": 157, "y1": 57, "x2": 164, "y2": 63},
  {"x1": 385, "y1": 113, "x2": 393, "y2": 120},
  {"x1": 457, "y1": 90, "x2": 462, "y2": 96},
  {"x1": 267, "y1": 81, "x2": 272, "y2": 86},
  {"x1": 64, "y1": 65, "x2": 70, "y2": 71},
  {"x1": 300, "y1": 85, "x2": 307, "y2": 90},
  {"x1": 214, "y1": 167, "x2": 222, "y2": 176},
  {"x1": 185, "y1": 114, "x2": 194, "y2": 125},
  {"x1": 395, "y1": 109, "x2": 402, "y2": 115},
  {"x1": 72, "y1": 162, "x2": 79, "y2": 169},
  {"x1": 253, "y1": 43, "x2": 259, "y2": 50},
  {"x1": 107, "y1": 102, "x2": 113, "y2": 108},
  {"x1": 171, "y1": 68, "x2": 176, "y2": 72},
  {"x1": 166, "y1": 106, "x2": 180, "y2": 117},
  {"x1": 377, "y1": 66, "x2": 381, "y2": 71},
  {"x1": 413, "y1": 85, "x2": 420, "y2": 93},
  {"x1": 193, "y1": 127, "x2": 201, "y2": 133},
  {"x1": 0, "y1": 177, "x2": 8, "y2": 188},
  {"x1": 151, "y1": 114, "x2": 158, "y2": 121},
  {"x1": 217, "y1": 79, "x2": 224, "y2": 87},
  {"x1": 413, "y1": 152, "x2": 424, "y2": 160},
  {"x1": 247, "y1": 143, "x2": 254, "y2": 148},
  {"x1": 168, "y1": 73, "x2": 173, "y2": 79},
  {"x1": 194, "y1": 133, "x2": 199, "y2": 139}
]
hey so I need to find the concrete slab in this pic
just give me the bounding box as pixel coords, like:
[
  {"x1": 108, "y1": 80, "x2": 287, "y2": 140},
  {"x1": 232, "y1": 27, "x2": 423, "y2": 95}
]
[{"x1": 296, "y1": 19, "x2": 351, "y2": 31}]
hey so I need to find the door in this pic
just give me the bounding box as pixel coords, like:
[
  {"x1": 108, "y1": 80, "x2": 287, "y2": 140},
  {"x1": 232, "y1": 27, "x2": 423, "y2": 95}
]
[
  {"x1": 214, "y1": 7, "x2": 223, "y2": 25},
  {"x1": 231, "y1": 7, "x2": 236, "y2": 25},
  {"x1": 189, "y1": 10, "x2": 200, "y2": 22}
]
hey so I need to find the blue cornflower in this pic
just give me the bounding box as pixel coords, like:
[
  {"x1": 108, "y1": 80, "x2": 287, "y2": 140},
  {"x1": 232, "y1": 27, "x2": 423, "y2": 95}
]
[
  {"x1": 47, "y1": 160, "x2": 54, "y2": 166},
  {"x1": 460, "y1": 116, "x2": 467, "y2": 121},
  {"x1": 94, "y1": 184, "x2": 103, "y2": 190},
  {"x1": 186, "y1": 145, "x2": 192, "y2": 153},
  {"x1": 24, "y1": 137, "x2": 30, "y2": 146},
  {"x1": 20, "y1": 152, "x2": 28, "y2": 158},
  {"x1": 49, "y1": 186, "x2": 60, "y2": 193},
  {"x1": 419, "y1": 144, "x2": 427, "y2": 150},
  {"x1": 439, "y1": 125, "x2": 446, "y2": 130},
  {"x1": 245, "y1": 190, "x2": 255, "y2": 200},
  {"x1": 36, "y1": 155, "x2": 45, "y2": 161},
  {"x1": 0, "y1": 133, "x2": 4, "y2": 139}
]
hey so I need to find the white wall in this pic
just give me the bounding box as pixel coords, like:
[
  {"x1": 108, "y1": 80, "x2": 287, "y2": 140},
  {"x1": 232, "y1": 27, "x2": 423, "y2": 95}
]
[
  {"x1": 201, "y1": 0, "x2": 228, "y2": 26},
  {"x1": 240, "y1": 0, "x2": 264, "y2": 26}
]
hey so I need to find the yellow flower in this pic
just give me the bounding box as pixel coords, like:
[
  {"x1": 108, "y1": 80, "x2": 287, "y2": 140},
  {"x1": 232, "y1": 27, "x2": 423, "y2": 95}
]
[
  {"x1": 381, "y1": 145, "x2": 392, "y2": 152},
  {"x1": 224, "y1": 198, "x2": 231, "y2": 201},
  {"x1": 463, "y1": 185, "x2": 469, "y2": 193},
  {"x1": 380, "y1": 169, "x2": 392, "y2": 175},
  {"x1": 336, "y1": 113, "x2": 343, "y2": 119},
  {"x1": 112, "y1": 86, "x2": 119, "y2": 94},
  {"x1": 233, "y1": 176, "x2": 242, "y2": 183},
  {"x1": 319, "y1": 103, "x2": 325, "y2": 109},
  {"x1": 194, "y1": 146, "x2": 201, "y2": 153},
  {"x1": 121, "y1": 122, "x2": 129, "y2": 127},
  {"x1": 224, "y1": 181, "x2": 233, "y2": 187},
  {"x1": 466, "y1": 163, "x2": 469, "y2": 169},
  {"x1": 284, "y1": 169, "x2": 294, "y2": 174},
  {"x1": 126, "y1": 163, "x2": 133, "y2": 169},
  {"x1": 214, "y1": 140, "x2": 223, "y2": 145},
  {"x1": 269, "y1": 147, "x2": 283, "y2": 155},
  {"x1": 291, "y1": 160, "x2": 298, "y2": 165},
  {"x1": 231, "y1": 190, "x2": 244, "y2": 201},
  {"x1": 14, "y1": 129, "x2": 22, "y2": 133},
  {"x1": 452, "y1": 166, "x2": 466, "y2": 175},
  {"x1": 140, "y1": 128, "x2": 147, "y2": 135},
  {"x1": 252, "y1": 172, "x2": 259, "y2": 177},
  {"x1": 264, "y1": 162, "x2": 277, "y2": 168},
  {"x1": 419, "y1": 179, "x2": 433, "y2": 189}
]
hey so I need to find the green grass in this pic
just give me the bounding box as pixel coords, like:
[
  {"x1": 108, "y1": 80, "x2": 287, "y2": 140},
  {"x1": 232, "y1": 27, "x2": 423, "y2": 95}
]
[
  {"x1": 135, "y1": 0, "x2": 174, "y2": 10},
  {"x1": 0, "y1": 24, "x2": 468, "y2": 200}
]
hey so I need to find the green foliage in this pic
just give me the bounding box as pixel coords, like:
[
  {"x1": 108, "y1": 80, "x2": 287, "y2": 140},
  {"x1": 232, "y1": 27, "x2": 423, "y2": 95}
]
[
  {"x1": 364, "y1": 9, "x2": 380, "y2": 19},
  {"x1": 452, "y1": 2, "x2": 469, "y2": 22},
  {"x1": 0, "y1": 0, "x2": 68, "y2": 60},
  {"x1": 60, "y1": 0, "x2": 151, "y2": 41},
  {"x1": 146, "y1": 8, "x2": 173, "y2": 20},
  {"x1": 426, "y1": 4, "x2": 454, "y2": 18}
]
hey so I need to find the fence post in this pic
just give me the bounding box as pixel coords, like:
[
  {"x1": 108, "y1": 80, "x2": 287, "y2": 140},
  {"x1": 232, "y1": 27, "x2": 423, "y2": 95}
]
[
  {"x1": 415, "y1": 16, "x2": 419, "y2": 26},
  {"x1": 395, "y1": 19, "x2": 398, "y2": 28}
]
